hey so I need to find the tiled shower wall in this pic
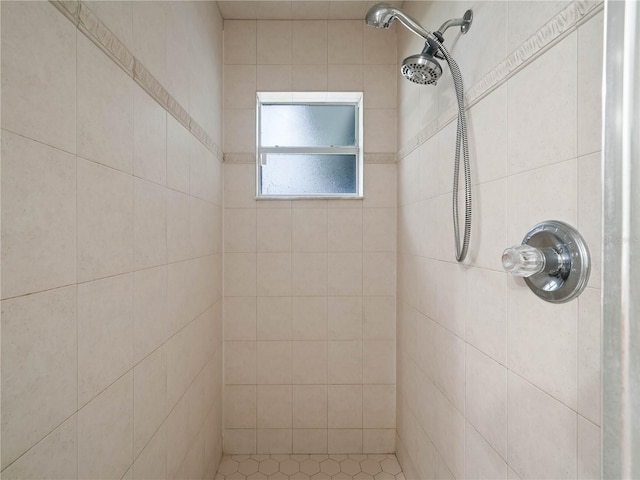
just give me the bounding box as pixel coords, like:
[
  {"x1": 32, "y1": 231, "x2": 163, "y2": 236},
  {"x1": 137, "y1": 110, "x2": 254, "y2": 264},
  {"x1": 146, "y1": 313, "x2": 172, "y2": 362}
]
[
  {"x1": 1, "y1": 1, "x2": 224, "y2": 478},
  {"x1": 395, "y1": 1, "x2": 602, "y2": 479},
  {"x1": 222, "y1": 19, "x2": 398, "y2": 454}
]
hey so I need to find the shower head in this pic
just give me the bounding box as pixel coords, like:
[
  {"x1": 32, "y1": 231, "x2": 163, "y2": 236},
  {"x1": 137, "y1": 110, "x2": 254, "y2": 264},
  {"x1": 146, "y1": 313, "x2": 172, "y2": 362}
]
[
  {"x1": 365, "y1": 2, "x2": 432, "y2": 40},
  {"x1": 401, "y1": 51, "x2": 443, "y2": 85},
  {"x1": 365, "y1": 3, "x2": 473, "y2": 86}
]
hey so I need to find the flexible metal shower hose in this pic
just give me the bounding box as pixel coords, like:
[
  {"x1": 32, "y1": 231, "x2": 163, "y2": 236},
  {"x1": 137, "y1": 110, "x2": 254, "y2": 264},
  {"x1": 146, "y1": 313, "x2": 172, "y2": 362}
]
[{"x1": 432, "y1": 40, "x2": 472, "y2": 262}]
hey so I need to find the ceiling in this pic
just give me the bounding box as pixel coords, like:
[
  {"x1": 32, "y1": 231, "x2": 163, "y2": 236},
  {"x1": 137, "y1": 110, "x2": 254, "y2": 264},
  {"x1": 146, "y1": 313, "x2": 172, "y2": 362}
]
[{"x1": 216, "y1": 1, "x2": 404, "y2": 20}]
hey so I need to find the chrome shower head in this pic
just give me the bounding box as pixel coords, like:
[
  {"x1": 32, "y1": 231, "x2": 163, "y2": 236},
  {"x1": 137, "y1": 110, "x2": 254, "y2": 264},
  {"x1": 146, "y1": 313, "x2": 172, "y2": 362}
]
[
  {"x1": 401, "y1": 40, "x2": 444, "y2": 85},
  {"x1": 401, "y1": 52, "x2": 443, "y2": 85}
]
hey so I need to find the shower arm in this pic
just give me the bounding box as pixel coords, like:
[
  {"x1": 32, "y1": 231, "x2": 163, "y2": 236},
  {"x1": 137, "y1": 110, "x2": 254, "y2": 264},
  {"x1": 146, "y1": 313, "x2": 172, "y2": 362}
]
[{"x1": 365, "y1": 3, "x2": 473, "y2": 42}]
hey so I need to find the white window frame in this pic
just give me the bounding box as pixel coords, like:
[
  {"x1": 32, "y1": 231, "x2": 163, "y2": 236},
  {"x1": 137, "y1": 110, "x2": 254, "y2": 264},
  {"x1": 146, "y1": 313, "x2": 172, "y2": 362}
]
[{"x1": 256, "y1": 91, "x2": 364, "y2": 199}]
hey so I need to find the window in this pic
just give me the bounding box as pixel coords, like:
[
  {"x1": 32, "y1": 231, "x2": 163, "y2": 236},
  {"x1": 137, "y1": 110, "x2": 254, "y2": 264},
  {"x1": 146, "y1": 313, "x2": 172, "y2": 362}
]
[{"x1": 256, "y1": 92, "x2": 363, "y2": 198}]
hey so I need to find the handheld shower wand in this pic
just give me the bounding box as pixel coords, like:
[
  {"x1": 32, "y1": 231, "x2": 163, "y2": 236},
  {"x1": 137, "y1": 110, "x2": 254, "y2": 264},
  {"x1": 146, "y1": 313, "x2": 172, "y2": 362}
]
[{"x1": 365, "y1": 3, "x2": 473, "y2": 262}]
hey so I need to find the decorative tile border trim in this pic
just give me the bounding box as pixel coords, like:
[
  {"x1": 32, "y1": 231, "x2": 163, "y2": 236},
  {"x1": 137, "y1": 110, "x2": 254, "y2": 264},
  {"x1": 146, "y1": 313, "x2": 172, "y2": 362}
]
[
  {"x1": 396, "y1": 0, "x2": 604, "y2": 163},
  {"x1": 49, "y1": 0, "x2": 224, "y2": 161}
]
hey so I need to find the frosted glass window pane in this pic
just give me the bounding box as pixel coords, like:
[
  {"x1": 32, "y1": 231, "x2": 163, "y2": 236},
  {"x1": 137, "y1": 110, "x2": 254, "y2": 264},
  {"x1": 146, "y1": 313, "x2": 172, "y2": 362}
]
[
  {"x1": 261, "y1": 105, "x2": 356, "y2": 147},
  {"x1": 260, "y1": 154, "x2": 357, "y2": 195}
]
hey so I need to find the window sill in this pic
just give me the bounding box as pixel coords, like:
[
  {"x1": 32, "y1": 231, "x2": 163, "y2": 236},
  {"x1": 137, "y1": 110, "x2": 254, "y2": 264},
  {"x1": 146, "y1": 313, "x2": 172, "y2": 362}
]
[{"x1": 256, "y1": 195, "x2": 364, "y2": 201}]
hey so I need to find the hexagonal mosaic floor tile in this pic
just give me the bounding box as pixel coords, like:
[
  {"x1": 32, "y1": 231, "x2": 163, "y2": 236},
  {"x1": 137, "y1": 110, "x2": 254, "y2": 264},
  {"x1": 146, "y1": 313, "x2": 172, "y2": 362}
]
[{"x1": 216, "y1": 454, "x2": 404, "y2": 480}]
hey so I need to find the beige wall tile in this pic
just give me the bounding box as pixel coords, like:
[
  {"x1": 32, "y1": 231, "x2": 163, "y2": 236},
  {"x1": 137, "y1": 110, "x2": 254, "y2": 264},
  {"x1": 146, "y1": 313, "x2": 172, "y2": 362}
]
[
  {"x1": 225, "y1": 253, "x2": 257, "y2": 297},
  {"x1": 257, "y1": 21, "x2": 292, "y2": 65},
  {"x1": 1, "y1": 1, "x2": 76, "y2": 153},
  {"x1": 225, "y1": 297, "x2": 257, "y2": 341},
  {"x1": 577, "y1": 13, "x2": 603, "y2": 156},
  {"x1": 328, "y1": 253, "x2": 362, "y2": 296},
  {"x1": 78, "y1": 274, "x2": 133, "y2": 407},
  {"x1": 133, "y1": 266, "x2": 168, "y2": 364},
  {"x1": 292, "y1": 340, "x2": 328, "y2": 385},
  {"x1": 328, "y1": 429, "x2": 362, "y2": 454},
  {"x1": 328, "y1": 297, "x2": 362, "y2": 340},
  {"x1": 363, "y1": 296, "x2": 395, "y2": 340},
  {"x1": 225, "y1": 164, "x2": 256, "y2": 209},
  {"x1": 292, "y1": 208, "x2": 328, "y2": 252},
  {"x1": 1, "y1": 132, "x2": 76, "y2": 299},
  {"x1": 328, "y1": 20, "x2": 363, "y2": 65},
  {"x1": 578, "y1": 416, "x2": 600, "y2": 480},
  {"x1": 328, "y1": 385, "x2": 362, "y2": 428},
  {"x1": 293, "y1": 429, "x2": 328, "y2": 454},
  {"x1": 166, "y1": 189, "x2": 191, "y2": 263},
  {"x1": 465, "y1": 422, "x2": 507, "y2": 480},
  {"x1": 78, "y1": 372, "x2": 134, "y2": 480},
  {"x1": 133, "y1": 424, "x2": 166, "y2": 480},
  {"x1": 292, "y1": 21, "x2": 327, "y2": 64},
  {"x1": 225, "y1": 21, "x2": 257, "y2": 64},
  {"x1": 293, "y1": 385, "x2": 328, "y2": 428},
  {"x1": 466, "y1": 267, "x2": 507, "y2": 365},
  {"x1": 1, "y1": 415, "x2": 77, "y2": 480},
  {"x1": 578, "y1": 287, "x2": 601, "y2": 425},
  {"x1": 132, "y1": 2, "x2": 167, "y2": 85},
  {"x1": 134, "y1": 178, "x2": 167, "y2": 270},
  {"x1": 258, "y1": 208, "x2": 292, "y2": 252},
  {"x1": 363, "y1": 340, "x2": 395, "y2": 385},
  {"x1": 258, "y1": 385, "x2": 293, "y2": 428},
  {"x1": 363, "y1": 429, "x2": 395, "y2": 454},
  {"x1": 225, "y1": 65, "x2": 258, "y2": 109},
  {"x1": 363, "y1": 385, "x2": 395, "y2": 429},
  {"x1": 328, "y1": 65, "x2": 363, "y2": 91},
  {"x1": 363, "y1": 208, "x2": 396, "y2": 252},
  {"x1": 166, "y1": 115, "x2": 190, "y2": 194},
  {"x1": 292, "y1": 64, "x2": 329, "y2": 91},
  {"x1": 292, "y1": 253, "x2": 328, "y2": 296},
  {"x1": 77, "y1": 35, "x2": 133, "y2": 173},
  {"x1": 363, "y1": 164, "x2": 396, "y2": 208},
  {"x1": 508, "y1": 281, "x2": 578, "y2": 410},
  {"x1": 77, "y1": 158, "x2": 133, "y2": 283},
  {"x1": 364, "y1": 109, "x2": 397, "y2": 153},
  {"x1": 224, "y1": 429, "x2": 257, "y2": 454},
  {"x1": 166, "y1": 395, "x2": 189, "y2": 477},
  {"x1": 328, "y1": 341, "x2": 362, "y2": 384},
  {"x1": 133, "y1": 86, "x2": 167, "y2": 186},
  {"x1": 224, "y1": 108, "x2": 257, "y2": 154},
  {"x1": 257, "y1": 297, "x2": 292, "y2": 340},
  {"x1": 507, "y1": 32, "x2": 577, "y2": 174},
  {"x1": 363, "y1": 253, "x2": 396, "y2": 296},
  {"x1": 257, "y1": 253, "x2": 292, "y2": 296},
  {"x1": 225, "y1": 386, "x2": 257, "y2": 429},
  {"x1": 225, "y1": 208, "x2": 257, "y2": 253},
  {"x1": 578, "y1": 152, "x2": 602, "y2": 289},
  {"x1": 292, "y1": 297, "x2": 327, "y2": 340},
  {"x1": 328, "y1": 209, "x2": 363, "y2": 252},
  {"x1": 467, "y1": 85, "x2": 508, "y2": 186},
  {"x1": 133, "y1": 346, "x2": 167, "y2": 457},
  {"x1": 257, "y1": 65, "x2": 293, "y2": 91},
  {"x1": 225, "y1": 341, "x2": 257, "y2": 385},
  {"x1": 0, "y1": 287, "x2": 77, "y2": 469},
  {"x1": 466, "y1": 346, "x2": 507, "y2": 458},
  {"x1": 257, "y1": 341, "x2": 292, "y2": 384},
  {"x1": 257, "y1": 429, "x2": 292, "y2": 454},
  {"x1": 363, "y1": 24, "x2": 396, "y2": 65},
  {"x1": 363, "y1": 65, "x2": 397, "y2": 109},
  {"x1": 507, "y1": 373, "x2": 576, "y2": 480}
]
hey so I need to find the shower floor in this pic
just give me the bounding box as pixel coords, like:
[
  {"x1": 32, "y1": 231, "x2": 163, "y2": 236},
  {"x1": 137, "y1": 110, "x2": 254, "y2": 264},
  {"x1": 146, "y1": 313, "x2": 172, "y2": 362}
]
[{"x1": 215, "y1": 454, "x2": 405, "y2": 480}]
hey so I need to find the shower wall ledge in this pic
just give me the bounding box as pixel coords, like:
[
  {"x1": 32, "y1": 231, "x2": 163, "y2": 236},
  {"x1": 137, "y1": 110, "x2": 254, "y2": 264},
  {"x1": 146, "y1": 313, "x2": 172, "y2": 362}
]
[
  {"x1": 49, "y1": 0, "x2": 224, "y2": 162},
  {"x1": 395, "y1": 0, "x2": 604, "y2": 164}
]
